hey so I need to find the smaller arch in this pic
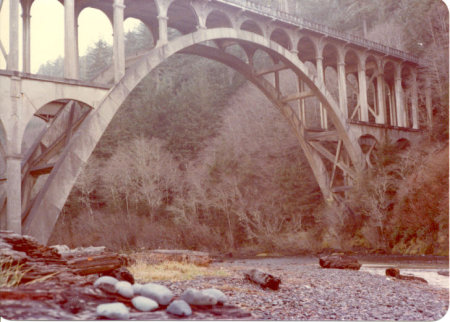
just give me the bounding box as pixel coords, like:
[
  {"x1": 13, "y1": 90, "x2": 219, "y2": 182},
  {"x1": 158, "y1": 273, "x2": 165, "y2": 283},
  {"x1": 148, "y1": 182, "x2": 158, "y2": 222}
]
[
  {"x1": 297, "y1": 36, "x2": 316, "y2": 63},
  {"x1": 358, "y1": 134, "x2": 378, "y2": 167},
  {"x1": 345, "y1": 49, "x2": 360, "y2": 121},
  {"x1": 240, "y1": 19, "x2": 264, "y2": 36},
  {"x1": 206, "y1": 10, "x2": 232, "y2": 29},
  {"x1": 270, "y1": 27, "x2": 292, "y2": 50},
  {"x1": 167, "y1": 0, "x2": 198, "y2": 35},
  {"x1": 124, "y1": 18, "x2": 155, "y2": 56}
]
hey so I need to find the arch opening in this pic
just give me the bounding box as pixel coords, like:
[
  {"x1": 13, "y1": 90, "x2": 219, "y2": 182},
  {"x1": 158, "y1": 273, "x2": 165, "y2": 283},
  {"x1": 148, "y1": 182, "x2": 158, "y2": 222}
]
[
  {"x1": 365, "y1": 55, "x2": 379, "y2": 124},
  {"x1": 206, "y1": 10, "x2": 232, "y2": 29},
  {"x1": 270, "y1": 28, "x2": 292, "y2": 50},
  {"x1": 240, "y1": 19, "x2": 263, "y2": 36},
  {"x1": 78, "y1": 7, "x2": 113, "y2": 81},
  {"x1": 297, "y1": 36, "x2": 315, "y2": 63},
  {"x1": 167, "y1": 0, "x2": 198, "y2": 35}
]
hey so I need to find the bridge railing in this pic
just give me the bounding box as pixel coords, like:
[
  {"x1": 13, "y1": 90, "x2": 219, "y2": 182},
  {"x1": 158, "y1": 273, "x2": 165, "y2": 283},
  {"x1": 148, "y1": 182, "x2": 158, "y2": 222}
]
[{"x1": 218, "y1": 0, "x2": 422, "y2": 65}]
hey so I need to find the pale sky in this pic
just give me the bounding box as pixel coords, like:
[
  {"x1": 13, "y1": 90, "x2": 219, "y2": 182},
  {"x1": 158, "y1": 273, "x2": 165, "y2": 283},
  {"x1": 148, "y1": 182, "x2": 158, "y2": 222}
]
[{"x1": 0, "y1": 0, "x2": 140, "y2": 72}]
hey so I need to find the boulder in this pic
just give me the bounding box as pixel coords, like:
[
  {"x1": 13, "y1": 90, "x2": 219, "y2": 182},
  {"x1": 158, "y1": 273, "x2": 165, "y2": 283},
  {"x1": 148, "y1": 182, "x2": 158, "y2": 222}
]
[
  {"x1": 96, "y1": 302, "x2": 129, "y2": 320},
  {"x1": 140, "y1": 283, "x2": 173, "y2": 305},
  {"x1": 181, "y1": 288, "x2": 217, "y2": 306},
  {"x1": 132, "y1": 296, "x2": 159, "y2": 312},
  {"x1": 319, "y1": 254, "x2": 361, "y2": 270},
  {"x1": 167, "y1": 300, "x2": 192, "y2": 317}
]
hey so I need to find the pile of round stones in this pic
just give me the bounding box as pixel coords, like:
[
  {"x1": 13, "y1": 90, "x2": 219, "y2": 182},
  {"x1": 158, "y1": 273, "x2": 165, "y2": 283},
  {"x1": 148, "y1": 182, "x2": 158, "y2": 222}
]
[{"x1": 94, "y1": 276, "x2": 227, "y2": 319}]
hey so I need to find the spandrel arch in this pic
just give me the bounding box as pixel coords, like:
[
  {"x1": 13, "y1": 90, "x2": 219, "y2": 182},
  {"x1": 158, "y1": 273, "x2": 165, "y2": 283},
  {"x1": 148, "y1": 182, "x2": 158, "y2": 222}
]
[{"x1": 22, "y1": 29, "x2": 364, "y2": 244}]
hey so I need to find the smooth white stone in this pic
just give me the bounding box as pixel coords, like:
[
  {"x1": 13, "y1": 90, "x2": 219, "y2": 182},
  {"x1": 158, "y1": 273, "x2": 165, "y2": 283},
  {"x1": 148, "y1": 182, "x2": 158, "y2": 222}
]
[
  {"x1": 132, "y1": 296, "x2": 159, "y2": 312},
  {"x1": 96, "y1": 302, "x2": 129, "y2": 320},
  {"x1": 115, "y1": 281, "x2": 134, "y2": 298},
  {"x1": 167, "y1": 300, "x2": 192, "y2": 316},
  {"x1": 181, "y1": 288, "x2": 217, "y2": 306},
  {"x1": 94, "y1": 276, "x2": 119, "y2": 288},
  {"x1": 133, "y1": 283, "x2": 143, "y2": 295},
  {"x1": 202, "y1": 288, "x2": 227, "y2": 304},
  {"x1": 141, "y1": 283, "x2": 173, "y2": 305}
]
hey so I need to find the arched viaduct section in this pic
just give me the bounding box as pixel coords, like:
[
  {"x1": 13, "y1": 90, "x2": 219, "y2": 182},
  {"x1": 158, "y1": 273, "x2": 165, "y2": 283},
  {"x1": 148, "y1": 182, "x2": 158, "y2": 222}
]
[{"x1": 1, "y1": 0, "x2": 430, "y2": 244}]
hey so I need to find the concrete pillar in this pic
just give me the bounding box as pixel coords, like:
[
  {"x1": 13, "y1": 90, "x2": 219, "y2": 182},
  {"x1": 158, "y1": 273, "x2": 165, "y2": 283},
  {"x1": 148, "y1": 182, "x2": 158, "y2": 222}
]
[
  {"x1": 6, "y1": 75, "x2": 23, "y2": 234},
  {"x1": 337, "y1": 60, "x2": 348, "y2": 119},
  {"x1": 358, "y1": 66, "x2": 369, "y2": 122},
  {"x1": 425, "y1": 77, "x2": 432, "y2": 130},
  {"x1": 64, "y1": 0, "x2": 78, "y2": 79},
  {"x1": 376, "y1": 72, "x2": 386, "y2": 124},
  {"x1": 21, "y1": 0, "x2": 32, "y2": 73},
  {"x1": 394, "y1": 66, "x2": 405, "y2": 127},
  {"x1": 113, "y1": 0, "x2": 125, "y2": 83},
  {"x1": 157, "y1": 15, "x2": 168, "y2": 45},
  {"x1": 411, "y1": 69, "x2": 419, "y2": 129},
  {"x1": 316, "y1": 55, "x2": 328, "y2": 129},
  {"x1": 7, "y1": 0, "x2": 19, "y2": 71}
]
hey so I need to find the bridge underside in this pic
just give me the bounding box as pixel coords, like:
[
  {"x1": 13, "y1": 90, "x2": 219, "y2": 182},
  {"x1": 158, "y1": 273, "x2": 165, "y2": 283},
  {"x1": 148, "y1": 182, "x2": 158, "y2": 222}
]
[{"x1": 0, "y1": 0, "x2": 429, "y2": 244}]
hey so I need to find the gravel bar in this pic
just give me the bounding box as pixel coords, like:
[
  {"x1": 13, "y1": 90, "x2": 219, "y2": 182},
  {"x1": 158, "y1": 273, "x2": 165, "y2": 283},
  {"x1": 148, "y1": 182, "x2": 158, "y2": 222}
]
[{"x1": 159, "y1": 259, "x2": 449, "y2": 320}]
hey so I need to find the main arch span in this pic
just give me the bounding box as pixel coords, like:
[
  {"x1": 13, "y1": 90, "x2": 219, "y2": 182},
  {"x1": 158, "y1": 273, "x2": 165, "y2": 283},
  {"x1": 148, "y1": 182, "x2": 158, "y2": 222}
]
[{"x1": 1, "y1": 0, "x2": 430, "y2": 244}]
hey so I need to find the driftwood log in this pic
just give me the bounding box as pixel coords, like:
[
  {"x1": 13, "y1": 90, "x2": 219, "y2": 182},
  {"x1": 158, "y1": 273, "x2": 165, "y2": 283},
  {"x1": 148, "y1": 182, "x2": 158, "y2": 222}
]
[
  {"x1": 319, "y1": 254, "x2": 362, "y2": 270},
  {"x1": 244, "y1": 268, "x2": 281, "y2": 290},
  {"x1": 385, "y1": 267, "x2": 428, "y2": 284}
]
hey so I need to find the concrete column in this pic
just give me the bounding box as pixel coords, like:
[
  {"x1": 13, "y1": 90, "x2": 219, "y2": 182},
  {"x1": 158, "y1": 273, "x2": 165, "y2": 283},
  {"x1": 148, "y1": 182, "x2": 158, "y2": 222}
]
[
  {"x1": 394, "y1": 68, "x2": 405, "y2": 127},
  {"x1": 157, "y1": 15, "x2": 168, "y2": 46},
  {"x1": 6, "y1": 155, "x2": 21, "y2": 234},
  {"x1": 357, "y1": 66, "x2": 369, "y2": 122},
  {"x1": 6, "y1": 75, "x2": 23, "y2": 234},
  {"x1": 113, "y1": 0, "x2": 125, "y2": 83},
  {"x1": 425, "y1": 77, "x2": 432, "y2": 130},
  {"x1": 21, "y1": 0, "x2": 32, "y2": 73},
  {"x1": 376, "y1": 72, "x2": 386, "y2": 124},
  {"x1": 316, "y1": 56, "x2": 327, "y2": 129},
  {"x1": 337, "y1": 61, "x2": 348, "y2": 119},
  {"x1": 7, "y1": 0, "x2": 19, "y2": 71},
  {"x1": 64, "y1": 0, "x2": 78, "y2": 79},
  {"x1": 411, "y1": 70, "x2": 419, "y2": 129}
]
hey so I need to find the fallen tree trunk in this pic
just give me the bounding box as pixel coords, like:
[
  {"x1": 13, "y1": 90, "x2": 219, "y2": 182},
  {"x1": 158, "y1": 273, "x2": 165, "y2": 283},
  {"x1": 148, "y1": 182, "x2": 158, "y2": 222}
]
[{"x1": 244, "y1": 268, "x2": 281, "y2": 290}]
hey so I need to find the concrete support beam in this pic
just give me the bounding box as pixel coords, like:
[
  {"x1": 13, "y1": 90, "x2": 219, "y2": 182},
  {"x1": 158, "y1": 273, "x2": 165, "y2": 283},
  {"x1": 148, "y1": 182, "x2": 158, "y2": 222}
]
[
  {"x1": 113, "y1": 0, "x2": 125, "y2": 83},
  {"x1": 7, "y1": 0, "x2": 19, "y2": 71},
  {"x1": 376, "y1": 72, "x2": 386, "y2": 124},
  {"x1": 64, "y1": 0, "x2": 78, "y2": 79},
  {"x1": 337, "y1": 61, "x2": 348, "y2": 119},
  {"x1": 157, "y1": 15, "x2": 168, "y2": 45},
  {"x1": 21, "y1": 0, "x2": 32, "y2": 73},
  {"x1": 316, "y1": 56, "x2": 328, "y2": 129},
  {"x1": 358, "y1": 67, "x2": 369, "y2": 122},
  {"x1": 411, "y1": 70, "x2": 419, "y2": 129},
  {"x1": 394, "y1": 73, "x2": 405, "y2": 127},
  {"x1": 5, "y1": 75, "x2": 23, "y2": 234}
]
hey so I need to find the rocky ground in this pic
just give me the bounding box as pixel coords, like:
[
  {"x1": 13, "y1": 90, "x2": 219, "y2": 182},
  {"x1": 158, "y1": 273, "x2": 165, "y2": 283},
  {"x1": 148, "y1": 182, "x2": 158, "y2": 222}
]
[
  {"x1": 163, "y1": 258, "x2": 449, "y2": 320},
  {"x1": 1, "y1": 231, "x2": 448, "y2": 320}
]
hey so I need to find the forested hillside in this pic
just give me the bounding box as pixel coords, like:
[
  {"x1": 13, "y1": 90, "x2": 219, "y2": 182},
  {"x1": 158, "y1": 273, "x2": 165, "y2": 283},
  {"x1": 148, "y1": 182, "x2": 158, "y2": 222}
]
[{"x1": 46, "y1": 0, "x2": 448, "y2": 256}]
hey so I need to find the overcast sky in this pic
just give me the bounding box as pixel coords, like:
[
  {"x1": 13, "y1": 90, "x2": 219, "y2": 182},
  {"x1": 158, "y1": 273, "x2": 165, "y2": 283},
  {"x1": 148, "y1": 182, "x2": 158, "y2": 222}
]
[{"x1": 0, "y1": 0, "x2": 140, "y2": 72}]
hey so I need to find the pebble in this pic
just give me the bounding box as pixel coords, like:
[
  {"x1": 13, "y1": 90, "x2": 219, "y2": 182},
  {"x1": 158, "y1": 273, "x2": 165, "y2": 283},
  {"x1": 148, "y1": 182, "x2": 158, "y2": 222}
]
[
  {"x1": 166, "y1": 300, "x2": 192, "y2": 316},
  {"x1": 132, "y1": 296, "x2": 159, "y2": 312},
  {"x1": 140, "y1": 283, "x2": 174, "y2": 305},
  {"x1": 96, "y1": 302, "x2": 129, "y2": 320},
  {"x1": 115, "y1": 281, "x2": 134, "y2": 298}
]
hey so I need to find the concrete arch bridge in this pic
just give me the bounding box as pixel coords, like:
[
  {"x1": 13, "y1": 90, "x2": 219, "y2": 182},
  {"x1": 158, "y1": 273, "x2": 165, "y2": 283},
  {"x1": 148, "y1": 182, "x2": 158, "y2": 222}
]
[{"x1": 0, "y1": 0, "x2": 432, "y2": 244}]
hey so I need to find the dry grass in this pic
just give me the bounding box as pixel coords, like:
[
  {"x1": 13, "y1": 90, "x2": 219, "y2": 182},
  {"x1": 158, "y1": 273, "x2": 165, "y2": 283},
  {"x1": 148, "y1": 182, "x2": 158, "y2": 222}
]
[
  {"x1": 128, "y1": 260, "x2": 229, "y2": 283},
  {"x1": 0, "y1": 257, "x2": 27, "y2": 287}
]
